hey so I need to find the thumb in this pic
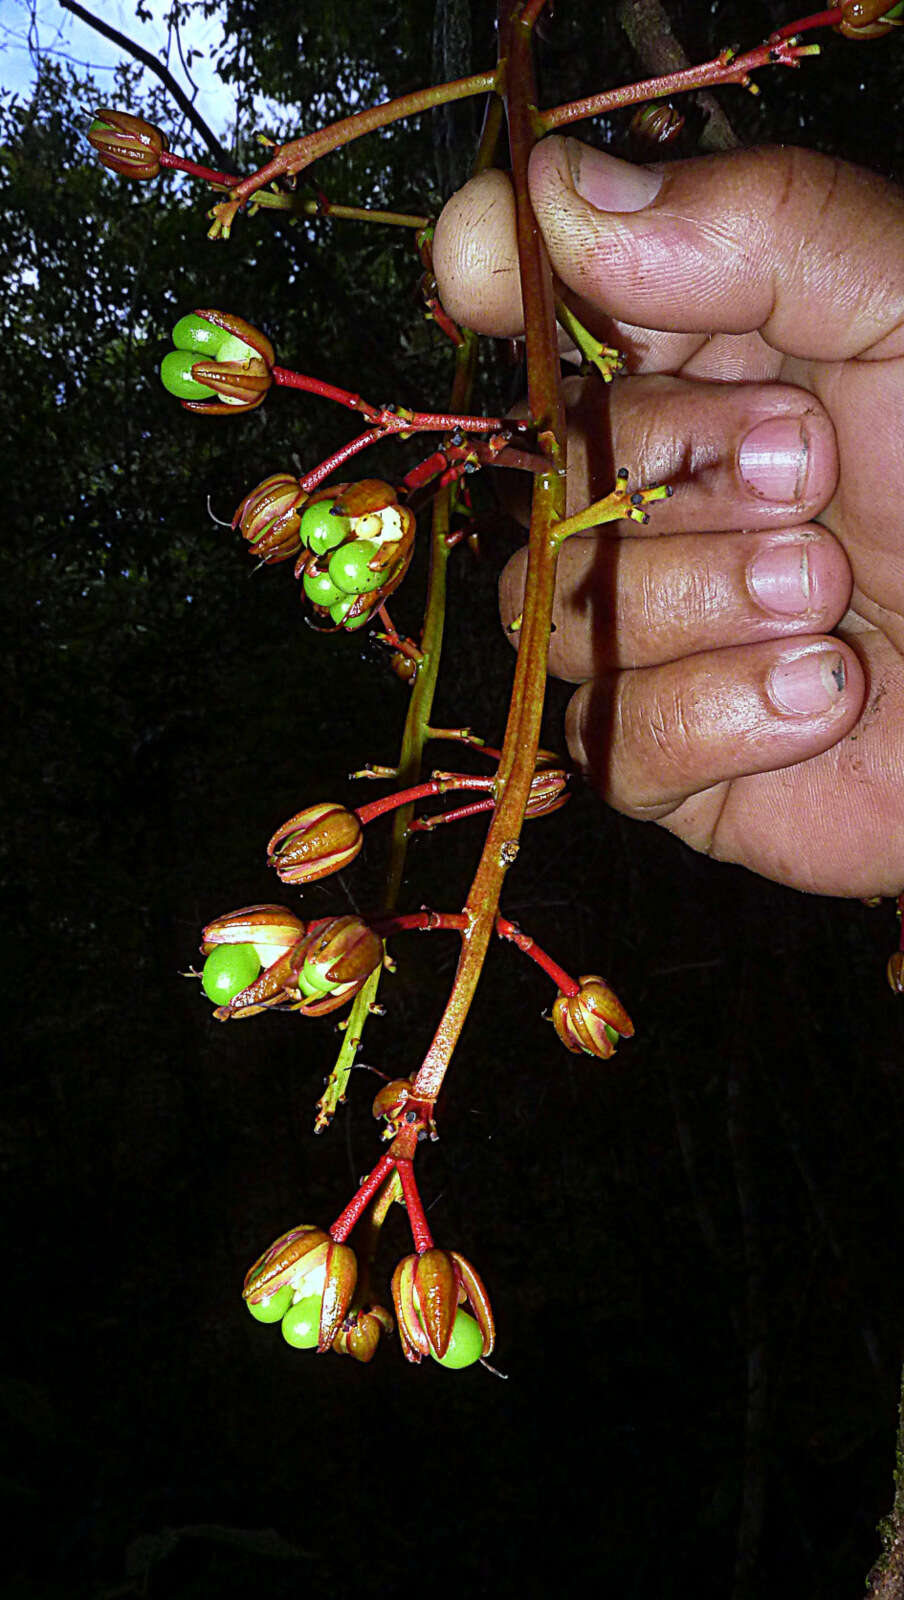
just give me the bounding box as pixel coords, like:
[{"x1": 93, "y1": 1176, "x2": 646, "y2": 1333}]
[{"x1": 530, "y1": 137, "x2": 904, "y2": 361}]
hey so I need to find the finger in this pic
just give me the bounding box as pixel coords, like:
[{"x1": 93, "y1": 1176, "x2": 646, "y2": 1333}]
[
  {"x1": 496, "y1": 371, "x2": 838, "y2": 532},
  {"x1": 551, "y1": 372, "x2": 838, "y2": 532},
  {"x1": 432, "y1": 169, "x2": 525, "y2": 337},
  {"x1": 528, "y1": 140, "x2": 904, "y2": 361},
  {"x1": 500, "y1": 523, "x2": 851, "y2": 681},
  {"x1": 565, "y1": 638, "x2": 864, "y2": 823}
]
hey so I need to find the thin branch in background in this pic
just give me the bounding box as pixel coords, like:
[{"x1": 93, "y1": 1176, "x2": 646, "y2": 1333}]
[
  {"x1": 59, "y1": 0, "x2": 230, "y2": 166},
  {"x1": 617, "y1": 0, "x2": 740, "y2": 151}
]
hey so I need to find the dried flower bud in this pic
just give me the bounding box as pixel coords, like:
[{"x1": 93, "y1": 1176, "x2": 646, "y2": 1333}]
[
  {"x1": 332, "y1": 1303, "x2": 394, "y2": 1363},
  {"x1": 288, "y1": 915, "x2": 383, "y2": 1017},
  {"x1": 628, "y1": 102, "x2": 684, "y2": 148},
  {"x1": 268, "y1": 802, "x2": 363, "y2": 884},
  {"x1": 88, "y1": 109, "x2": 168, "y2": 179},
  {"x1": 372, "y1": 1077, "x2": 436, "y2": 1141},
  {"x1": 160, "y1": 310, "x2": 274, "y2": 415},
  {"x1": 524, "y1": 766, "x2": 569, "y2": 820},
  {"x1": 234, "y1": 474, "x2": 308, "y2": 564},
  {"x1": 552, "y1": 975, "x2": 634, "y2": 1059}
]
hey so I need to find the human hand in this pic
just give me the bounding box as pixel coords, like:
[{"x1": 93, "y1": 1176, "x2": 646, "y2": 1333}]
[{"x1": 432, "y1": 141, "x2": 904, "y2": 897}]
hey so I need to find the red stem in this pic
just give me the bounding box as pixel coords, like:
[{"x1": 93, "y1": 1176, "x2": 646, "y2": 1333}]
[
  {"x1": 271, "y1": 365, "x2": 377, "y2": 414},
  {"x1": 329, "y1": 1151, "x2": 397, "y2": 1242},
  {"x1": 771, "y1": 8, "x2": 842, "y2": 37},
  {"x1": 395, "y1": 1158, "x2": 434, "y2": 1253},
  {"x1": 159, "y1": 150, "x2": 240, "y2": 186},
  {"x1": 355, "y1": 776, "x2": 495, "y2": 826},
  {"x1": 410, "y1": 799, "x2": 495, "y2": 830},
  {"x1": 495, "y1": 917, "x2": 580, "y2": 996},
  {"x1": 299, "y1": 430, "x2": 385, "y2": 490},
  {"x1": 369, "y1": 911, "x2": 469, "y2": 936}
]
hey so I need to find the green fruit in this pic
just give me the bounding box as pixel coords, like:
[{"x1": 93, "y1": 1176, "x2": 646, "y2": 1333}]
[
  {"x1": 431, "y1": 1308, "x2": 484, "y2": 1369},
  {"x1": 328, "y1": 540, "x2": 380, "y2": 595},
  {"x1": 303, "y1": 568, "x2": 343, "y2": 607},
  {"x1": 246, "y1": 1285, "x2": 294, "y2": 1324},
  {"x1": 201, "y1": 943, "x2": 261, "y2": 1004},
  {"x1": 281, "y1": 1294, "x2": 323, "y2": 1349},
  {"x1": 215, "y1": 331, "x2": 257, "y2": 364},
  {"x1": 160, "y1": 350, "x2": 216, "y2": 401},
  {"x1": 299, "y1": 502, "x2": 351, "y2": 556},
  {"x1": 298, "y1": 958, "x2": 335, "y2": 997},
  {"x1": 340, "y1": 606, "x2": 374, "y2": 633},
  {"x1": 172, "y1": 313, "x2": 227, "y2": 357},
  {"x1": 328, "y1": 595, "x2": 355, "y2": 625}
]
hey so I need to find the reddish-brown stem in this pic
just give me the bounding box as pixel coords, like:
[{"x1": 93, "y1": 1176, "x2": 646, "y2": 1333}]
[
  {"x1": 369, "y1": 911, "x2": 469, "y2": 937},
  {"x1": 329, "y1": 1151, "x2": 397, "y2": 1242},
  {"x1": 299, "y1": 430, "x2": 385, "y2": 490},
  {"x1": 271, "y1": 366, "x2": 377, "y2": 413},
  {"x1": 209, "y1": 69, "x2": 500, "y2": 228},
  {"x1": 159, "y1": 150, "x2": 242, "y2": 187},
  {"x1": 519, "y1": 0, "x2": 552, "y2": 27},
  {"x1": 271, "y1": 365, "x2": 530, "y2": 440},
  {"x1": 771, "y1": 8, "x2": 842, "y2": 36},
  {"x1": 410, "y1": 799, "x2": 495, "y2": 830},
  {"x1": 394, "y1": 1158, "x2": 434, "y2": 1253},
  {"x1": 541, "y1": 39, "x2": 818, "y2": 130},
  {"x1": 411, "y1": 2, "x2": 567, "y2": 1107},
  {"x1": 495, "y1": 917, "x2": 580, "y2": 996},
  {"x1": 355, "y1": 775, "x2": 495, "y2": 826}
]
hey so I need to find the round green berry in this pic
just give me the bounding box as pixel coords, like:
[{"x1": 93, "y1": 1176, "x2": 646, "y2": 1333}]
[
  {"x1": 431, "y1": 1308, "x2": 484, "y2": 1369},
  {"x1": 328, "y1": 540, "x2": 380, "y2": 595},
  {"x1": 303, "y1": 568, "x2": 343, "y2": 607},
  {"x1": 215, "y1": 331, "x2": 257, "y2": 365},
  {"x1": 298, "y1": 959, "x2": 335, "y2": 997},
  {"x1": 299, "y1": 502, "x2": 351, "y2": 556},
  {"x1": 340, "y1": 605, "x2": 374, "y2": 632},
  {"x1": 281, "y1": 1294, "x2": 323, "y2": 1349},
  {"x1": 201, "y1": 943, "x2": 261, "y2": 1004},
  {"x1": 160, "y1": 350, "x2": 216, "y2": 401},
  {"x1": 246, "y1": 1285, "x2": 294, "y2": 1324},
  {"x1": 172, "y1": 313, "x2": 227, "y2": 358},
  {"x1": 328, "y1": 595, "x2": 356, "y2": 625}
]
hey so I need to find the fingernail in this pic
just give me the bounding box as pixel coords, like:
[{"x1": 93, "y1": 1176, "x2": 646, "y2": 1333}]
[
  {"x1": 566, "y1": 140, "x2": 663, "y2": 212},
  {"x1": 748, "y1": 543, "x2": 810, "y2": 616},
  {"x1": 768, "y1": 649, "x2": 846, "y2": 715},
  {"x1": 739, "y1": 417, "x2": 808, "y2": 502}
]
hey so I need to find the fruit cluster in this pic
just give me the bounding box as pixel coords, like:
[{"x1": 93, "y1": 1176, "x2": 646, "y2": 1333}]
[{"x1": 294, "y1": 479, "x2": 415, "y2": 631}]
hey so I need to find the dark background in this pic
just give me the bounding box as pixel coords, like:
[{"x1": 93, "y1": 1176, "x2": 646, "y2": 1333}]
[{"x1": 2, "y1": 3, "x2": 902, "y2": 1596}]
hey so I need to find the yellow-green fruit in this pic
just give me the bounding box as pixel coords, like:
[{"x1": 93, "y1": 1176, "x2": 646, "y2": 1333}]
[
  {"x1": 281, "y1": 1295, "x2": 323, "y2": 1349},
  {"x1": 431, "y1": 1308, "x2": 484, "y2": 1369},
  {"x1": 246, "y1": 1285, "x2": 294, "y2": 1324}
]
